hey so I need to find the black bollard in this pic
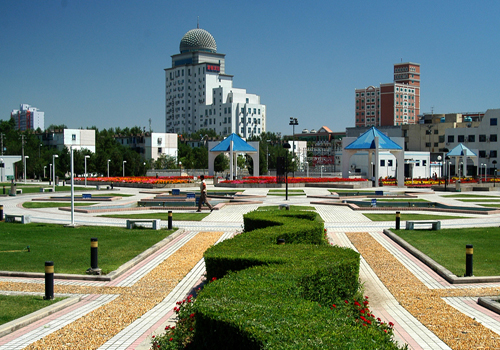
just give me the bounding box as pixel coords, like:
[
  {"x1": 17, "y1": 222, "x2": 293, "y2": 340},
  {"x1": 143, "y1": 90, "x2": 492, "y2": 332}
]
[
  {"x1": 44, "y1": 261, "x2": 54, "y2": 300},
  {"x1": 465, "y1": 244, "x2": 473, "y2": 277},
  {"x1": 91, "y1": 238, "x2": 98, "y2": 270},
  {"x1": 168, "y1": 211, "x2": 173, "y2": 230},
  {"x1": 395, "y1": 211, "x2": 401, "y2": 230},
  {"x1": 0, "y1": 204, "x2": 3, "y2": 221},
  {"x1": 2, "y1": 186, "x2": 5, "y2": 195}
]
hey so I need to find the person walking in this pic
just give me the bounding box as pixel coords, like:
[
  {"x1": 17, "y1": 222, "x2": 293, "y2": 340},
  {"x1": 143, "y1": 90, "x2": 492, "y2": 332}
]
[{"x1": 197, "y1": 175, "x2": 214, "y2": 212}]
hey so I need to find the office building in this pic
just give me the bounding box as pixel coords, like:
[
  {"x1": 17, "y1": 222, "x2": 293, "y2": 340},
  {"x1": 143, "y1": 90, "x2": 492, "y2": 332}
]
[
  {"x1": 11, "y1": 104, "x2": 45, "y2": 131},
  {"x1": 165, "y1": 27, "x2": 266, "y2": 138}
]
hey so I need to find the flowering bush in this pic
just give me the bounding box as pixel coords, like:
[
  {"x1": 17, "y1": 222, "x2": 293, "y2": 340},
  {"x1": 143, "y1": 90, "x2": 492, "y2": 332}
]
[
  {"x1": 74, "y1": 176, "x2": 195, "y2": 185},
  {"x1": 220, "y1": 176, "x2": 368, "y2": 184},
  {"x1": 150, "y1": 294, "x2": 197, "y2": 350}
]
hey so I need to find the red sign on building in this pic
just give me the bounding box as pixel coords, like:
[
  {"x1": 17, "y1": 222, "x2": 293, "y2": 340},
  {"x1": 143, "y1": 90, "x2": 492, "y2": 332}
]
[{"x1": 207, "y1": 64, "x2": 220, "y2": 72}]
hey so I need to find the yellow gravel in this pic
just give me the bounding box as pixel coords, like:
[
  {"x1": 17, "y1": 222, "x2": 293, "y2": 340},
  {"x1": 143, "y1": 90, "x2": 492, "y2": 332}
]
[
  {"x1": 18, "y1": 231, "x2": 223, "y2": 350},
  {"x1": 347, "y1": 232, "x2": 500, "y2": 350}
]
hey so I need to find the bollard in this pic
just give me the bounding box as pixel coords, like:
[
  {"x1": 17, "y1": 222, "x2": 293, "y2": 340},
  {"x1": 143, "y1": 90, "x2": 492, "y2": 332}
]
[
  {"x1": 0, "y1": 204, "x2": 3, "y2": 221},
  {"x1": 465, "y1": 244, "x2": 473, "y2": 277},
  {"x1": 168, "y1": 211, "x2": 173, "y2": 230},
  {"x1": 395, "y1": 211, "x2": 401, "y2": 230},
  {"x1": 91, "y1": 238, "x2": 98, "y2": 270},
  {"x1": 2, "y1": 185, "x2": 5, "y2": 195},
  {"x1": 44, "y1": 261, "x2": 54, "y2": 300}
]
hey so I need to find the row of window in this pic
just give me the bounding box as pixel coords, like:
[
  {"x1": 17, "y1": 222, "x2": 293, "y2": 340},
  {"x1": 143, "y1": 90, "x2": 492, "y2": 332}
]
[
  {"x1": 356, "y1": 91, "x2": 379, "y2": 97},
  {"x1": 449, "y1": 134, "x2": 498, "y2": 143}
]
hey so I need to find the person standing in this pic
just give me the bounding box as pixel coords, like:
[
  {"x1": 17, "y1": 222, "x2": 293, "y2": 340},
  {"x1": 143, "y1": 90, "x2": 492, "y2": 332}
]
[{"x1": 197, "y1": 175, "x2": 214, "y2": 212}]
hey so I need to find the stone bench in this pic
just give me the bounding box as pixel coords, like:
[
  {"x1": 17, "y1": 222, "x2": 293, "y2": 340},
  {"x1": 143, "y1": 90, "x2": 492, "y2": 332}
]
[
  {"x1": 406, "y1": 221, "x2": 441, "y2": 230},
  {"x1": 5, "y1": 214, "x2": 31, "y2": 224},
  {"x1": 279, "y1": 204, "x2": 290, "y2": 210},
  {"x1": 39, "y1": 188, "x2": 53, "y2": 192},
  {"x1": 126, "y1": 219, "x2": 161, "y2": 230}
]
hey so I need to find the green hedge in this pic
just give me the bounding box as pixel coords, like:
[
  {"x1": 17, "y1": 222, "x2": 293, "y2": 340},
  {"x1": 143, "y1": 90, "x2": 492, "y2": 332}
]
[{"x1": 191, "y1": 209, "x2": 404, "y2": 349}]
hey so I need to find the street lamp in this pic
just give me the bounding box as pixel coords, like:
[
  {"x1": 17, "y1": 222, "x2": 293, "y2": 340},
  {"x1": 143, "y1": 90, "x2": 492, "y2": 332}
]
[
  {"x1": 283, "y1": 142, "x2": 291, "y2": 200},
  {"x1": 493, "y1": 160, "x2": 497, "y2": 187},
  {"x1": 437, "y1": 155, "x2": 442, "y2": 182},
  {"x1": 122, "y1": 160, "x2": 127, "y2": 177},
  {"x1": 179, "y1": 161, "x2": 182, "y2": 176},
  {"x1": 484, "y1": 163, "x2": 487, "y2": 182},
  {"x1": 445, "y1": 156, "x2": 450, "y2": 187},
  {"x1": 24, "y1": 156, "x2": 29, "y2": 184},
  {"x1": 52, "y1": 154, "x2": 58, "y2": 192},
  {"x1": 84, "y1": 155, "x2": 90, "y2": 187},
  {"x1": 0, "y1": 158, "x2": 3, "y2": 183},
  {"x1": 289, "y1": 117, "x2": 298, "y2": 177},
  {"x1": 107, "y1": 159, "x2": 111, "y2": 178},
  {"x1": 44, "y1": 165, "x2": 47, "y2": 179}
]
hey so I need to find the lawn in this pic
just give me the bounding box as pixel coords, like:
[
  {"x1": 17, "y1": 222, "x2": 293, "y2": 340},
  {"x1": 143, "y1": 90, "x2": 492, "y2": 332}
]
[
  {"x1": 268, "y1": 189, "x2": 305, "y2": 196},
  {"x1": 442, "y1": 194, "x2": 500, "y2": 198},
  {"x1": 0, "y1": 295, "x2": 64, "y2": 326},
  {"x1": 458, "y1": 199, "x2": 500, "y2": 202},
  {"x1": 23, "y1": 202, "x2": 98, "y2": 208},
  {"x1": 364, "y1": 213, "x2": 466, "y2": 221},
  {"x1": 0, "y1": 223, "x2": 176, "y2": 274},
  {"x1": 362, "y1": 198, "x2": 428, "y2": 202},
  {"x1": 8, "y1": 185, "x2": 92, "y2": 194},
  {"x1": 392, "y1": 227, "x2": 500, "y2": 276},
  {"x1": 100, "y1": 213, "x2": 209, "y2": 221}
]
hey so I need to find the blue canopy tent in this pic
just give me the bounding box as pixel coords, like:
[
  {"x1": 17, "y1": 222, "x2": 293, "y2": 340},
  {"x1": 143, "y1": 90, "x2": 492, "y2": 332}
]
[
  {"x1": 208, "y1": 133, "x2": 259, "y2": 178},
  {"x1": 342, "y1": 127, "x2": 405, "y2": 187}
]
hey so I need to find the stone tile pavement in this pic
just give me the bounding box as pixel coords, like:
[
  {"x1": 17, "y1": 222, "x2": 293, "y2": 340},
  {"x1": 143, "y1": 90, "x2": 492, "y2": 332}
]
[{"x1": 1, "y1": 185, "x2": 500, "y2": 349}]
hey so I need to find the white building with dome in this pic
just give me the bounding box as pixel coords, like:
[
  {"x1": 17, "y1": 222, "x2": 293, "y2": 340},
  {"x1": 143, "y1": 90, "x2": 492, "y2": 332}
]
[{"x1": 165, "y1": 27, "x2": 266, "y2": 138}]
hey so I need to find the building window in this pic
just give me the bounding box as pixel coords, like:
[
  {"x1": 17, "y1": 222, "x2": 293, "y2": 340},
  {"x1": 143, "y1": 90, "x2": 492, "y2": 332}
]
[
  {"x1": 448, "y1": 135, "x2": 455, "y2": 143},
  {"x1": 491, "y1": 150, "x2": 498, "y2": 158},
  {"x1": 380, "y1": 160, "x2": 385, "y2": 166},
  {"x1": 458, "y1": 135, "x2": 464, "y2": 142},
  {"x1": 158, "y1": 147, "x2": 162, "y2": 154},
  {"x1": 72, "y1": 134, "x2": 76, "y2": 141},
  {"x1": 468, "y1": 135, "x2": 475, "y2": 142},
  {"x1": 479, "y1": 134, "x2": 486, "y2": 142},
  {"x1": 479, "y1": 150, "x2": 486, "y2": 158},
  {"x1": 388, "y1": 160, "x2": 393, "y2": 166},
  {"x1": 491, "y1": 118, "x2": 498, "y2": 126},
  {"x1": 490, "y1": 134, "x2": 498, "y2": 142}
]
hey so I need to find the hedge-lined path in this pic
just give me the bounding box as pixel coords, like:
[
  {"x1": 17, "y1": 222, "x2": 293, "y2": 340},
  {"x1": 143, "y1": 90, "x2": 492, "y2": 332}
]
[{"x1": 2, "y1": 184, "x2": 500, "y2": 349}]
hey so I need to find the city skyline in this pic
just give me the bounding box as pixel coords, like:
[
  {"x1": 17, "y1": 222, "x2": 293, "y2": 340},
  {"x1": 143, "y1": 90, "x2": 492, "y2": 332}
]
[{"x1": 1, "y1": 0, "x2": 499, "y2": 136}]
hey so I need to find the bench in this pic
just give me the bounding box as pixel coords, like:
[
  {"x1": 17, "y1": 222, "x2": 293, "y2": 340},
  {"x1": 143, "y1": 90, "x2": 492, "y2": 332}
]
[
  {"x1": 82, "y1": 193, "x2": 92, "y2": 199},
  {"x1": 279, "y1": 204, "x2": 290, "y2": 210},
  {"x1": 406, "y1": 221, "x2": 441, "y2": 230},
  {"x1": 39, "y1": 188, "x2": 53, "y2": 192},
  {"x1": 126, "y1": 219, "x2": 161, "y2": 230},
  {"x1": 186, "y1": 192, "x2": 196, "y2": 199},
  {"x1": 5, "y1": 214, "x2": 31, "y2": 224}
]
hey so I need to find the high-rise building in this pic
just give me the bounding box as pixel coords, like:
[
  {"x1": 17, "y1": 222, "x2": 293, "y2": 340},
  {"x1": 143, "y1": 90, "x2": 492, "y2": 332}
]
[
  {"x1": 10, "y1": 104, "x2": 45, "y2": 131},
  {"x1": 165, "y1": 27, "x2": 266, "y2": 137},
  {"x1": 355, "y1": 62, "x2": 420, "y2": 127}
]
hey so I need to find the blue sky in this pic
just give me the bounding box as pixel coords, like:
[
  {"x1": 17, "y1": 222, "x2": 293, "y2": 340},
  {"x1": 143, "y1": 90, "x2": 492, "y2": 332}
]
[{"x1": 1, "y1": 0, "x2": 499, "y2": 135}]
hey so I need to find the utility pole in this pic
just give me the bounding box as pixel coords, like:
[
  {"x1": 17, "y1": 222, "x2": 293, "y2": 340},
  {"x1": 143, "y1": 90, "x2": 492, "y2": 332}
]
[
  {"x1": 0, "y1": 133, "x2": 4, "y2": 155},
  {"x1": 21, "y1": 135, "x2": 25, "y2": 181}
]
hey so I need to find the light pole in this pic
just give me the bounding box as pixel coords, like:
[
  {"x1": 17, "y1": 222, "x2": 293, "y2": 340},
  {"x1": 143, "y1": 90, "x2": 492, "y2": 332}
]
[
  {"x1": 283, "y1": 142, "x2": 291, "y2": 200},
  {"x1": 84, "y1": 155, "x2": 90, "y2": 187},
  {"x1": 179, "y1": 161, "x2": 182, "y2": 176},
  {"x1": 107, "y1": 159, "x2": 111, "y2": 178},
  {"x1": 0, "y1": 158, "x2": 3, "y2": 183},
  {"x1": 484, "y1": 163, "x2": 487, "y2": 182},
  {"x1": 446, "y1": 156, "x2": 450, "y2": 186},
  {"x1": 493, "y1": 160, "x2": 497, "y2": 187},
  {"x1": 24, "y1": 156, "x2": 29, "y2": 184},
  {"x1": 122, "y1": 160, "x2": 127, "y2": 177},
  {"x1": 49, "y1": 164, "x2": 52, "y2": 185},
  {"x1": 266, "y1": 140, "x2": 271, "y2": 176},
  {"x1": 289, "y1": 117, "x2": 298, "y2": 177},
  {"x1": 44, "y1": 165, "x2": 47, "y2": 179},
  {"x1": 53, "y1": 154, "x2": 58, "y2": 192}
]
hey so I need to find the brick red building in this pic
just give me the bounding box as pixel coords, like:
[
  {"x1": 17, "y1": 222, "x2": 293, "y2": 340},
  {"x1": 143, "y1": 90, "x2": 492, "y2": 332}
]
[{"x1": 355, "y1": 62, "x2": 420, "y2": 127}]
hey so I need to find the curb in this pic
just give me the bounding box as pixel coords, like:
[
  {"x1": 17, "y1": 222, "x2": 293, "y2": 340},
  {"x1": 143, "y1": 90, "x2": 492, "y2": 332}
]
[{"x1": 0, "y1": 295, "x2": 83, "y2": 338}]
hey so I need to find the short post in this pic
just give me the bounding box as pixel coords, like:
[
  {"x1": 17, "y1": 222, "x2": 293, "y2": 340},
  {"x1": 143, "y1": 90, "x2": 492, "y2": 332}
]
[
  {"x1": 465, "y1": 244, "x2": 473, "y2": 277},
  {"x1": 0, "y1": 204, "x2": 3, "y2": 221},
  {"x1": 91, "y1": 238, "x2": 98, "y2": 270},
  {"x1": 395, "y1": 211, "x2": 401, "y2": 230},
  {"x1": 168, "y1": 211, "x2": 173, "y2": 230},
  {"x1": 44, "y1": 261, "x2": 54, "y2": 300}
]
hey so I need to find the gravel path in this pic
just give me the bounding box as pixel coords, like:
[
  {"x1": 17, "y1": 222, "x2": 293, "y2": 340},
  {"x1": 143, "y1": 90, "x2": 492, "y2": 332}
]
[
  {"x1": 14, "y1": 231, "x2": 224, "y2": 350},
  {"x1": 347, "y1": 231, "x2": 500, "y2": 350}
]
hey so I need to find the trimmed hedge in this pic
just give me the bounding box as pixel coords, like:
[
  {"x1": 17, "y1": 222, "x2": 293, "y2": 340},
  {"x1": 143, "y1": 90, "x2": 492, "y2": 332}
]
[{"x1": 191, "y1": 209, "x2": 404, "y2": 349}]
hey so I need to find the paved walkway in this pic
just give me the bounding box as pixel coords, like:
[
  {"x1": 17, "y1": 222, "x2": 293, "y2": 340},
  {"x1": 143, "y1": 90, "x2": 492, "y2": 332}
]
[{"x1": 1, "y1": 184, "x2": 500, "y2": 349}]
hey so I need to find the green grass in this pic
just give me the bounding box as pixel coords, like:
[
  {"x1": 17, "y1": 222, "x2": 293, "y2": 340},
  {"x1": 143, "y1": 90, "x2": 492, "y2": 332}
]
[
  {"x1": 458, "y1": 199, "x2": 500, "y2": 202},
  {"x1": 0, "y1": 295, "x2": 64, "y2": 326},
  {"x1": 0, "y1": 222, "x2": 176, "y2": 274},
  {"x1": 362, "y1": 198, "x2": 428, "y2": 202},
  {"x1": 364, "y1": 213, "x2": 466, "y2": 221},
  {"x1": 100, "y1": 213, "x2": 208, "y2": 221},
  {"x1": 22, "y1": 202, "x2": 98, "y2": 208},
  {"x1": 268, "y1": 189, "x2": 304, "y2": 193},
  {"x1": 9, "y1": 185, "x2": 92, "y2": 194},
  {"x1": 479, "y1": 204, "x2": 500, "y2": 208},
  {"x1": 392, "y1": 227, "x2": 500, "y2": 276},
  {"x1": 442, "y1": 194, "x2": 500, "y2": 198}
]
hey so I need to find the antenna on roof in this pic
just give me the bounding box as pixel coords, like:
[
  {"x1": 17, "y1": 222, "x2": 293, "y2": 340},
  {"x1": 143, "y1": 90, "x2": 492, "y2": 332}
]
[{"x1": 197, "y1": 16, "x2": 199, "y2": 29}]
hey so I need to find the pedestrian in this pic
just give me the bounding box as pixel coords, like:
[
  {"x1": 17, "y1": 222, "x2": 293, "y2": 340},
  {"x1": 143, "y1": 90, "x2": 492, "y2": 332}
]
[{"x1": 197, "y1": 175, "x2": 214, "y2": 212}]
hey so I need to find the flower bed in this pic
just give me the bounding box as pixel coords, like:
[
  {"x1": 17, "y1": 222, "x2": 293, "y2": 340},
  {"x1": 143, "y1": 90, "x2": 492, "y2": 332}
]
[
  {"x1": 74, "y1": 176, "x2": 196, "y2": 185},
  {"x1": 220, "y1": 176, "x2": 368, "y2": 185}
]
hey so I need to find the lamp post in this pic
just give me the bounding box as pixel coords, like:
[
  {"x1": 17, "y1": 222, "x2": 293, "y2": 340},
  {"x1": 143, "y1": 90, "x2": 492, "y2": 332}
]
[
  {"x1": 122, "y1": 160, "x2": 127, "y2": 177},
  {"x1": 49, "y1": 164, "x2": 52, "y2": 185},
  {"x1": 84, "y1": 155, "x2": 90, "y2": 187},
  {"x1": 437, "y1": 156, "x2": 442, "y2": 182},
  {"x1": 0, "y1": 158, "x2": 3, "y2": 183},
  {"x1": 44, "y1": 165, "x2": 47, "y2": 179},
  {"x1": 283, "y1": 142, "x2": 291, "y2": 200},
  {"x1": 484, "y1": 163, "x2": 487, "y2": 182},
  {"x1": 289, "y1": 117, "x2": 298, "y2": 177},
  {"x1": 179, "y1": 161, "x2": 182, "y2": 176},
  {"x1": 446, "y1": 156, "x2": 450, "y2": 186},
  {"x1": 493, "y1": 160, "x2": 497, "y2": 187},
  {"x1": 52, "y1": 154, "x2": 58, "y2": 192},
  {"x1": 24, "y1": 156, "x2": 29, "y2": 184},
  {"x1": 266, "y1": 140, "x2": 271, "y2": 175},
  {"x1": 107, "y1": 159, "x2": 111, "y2": 178}
]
